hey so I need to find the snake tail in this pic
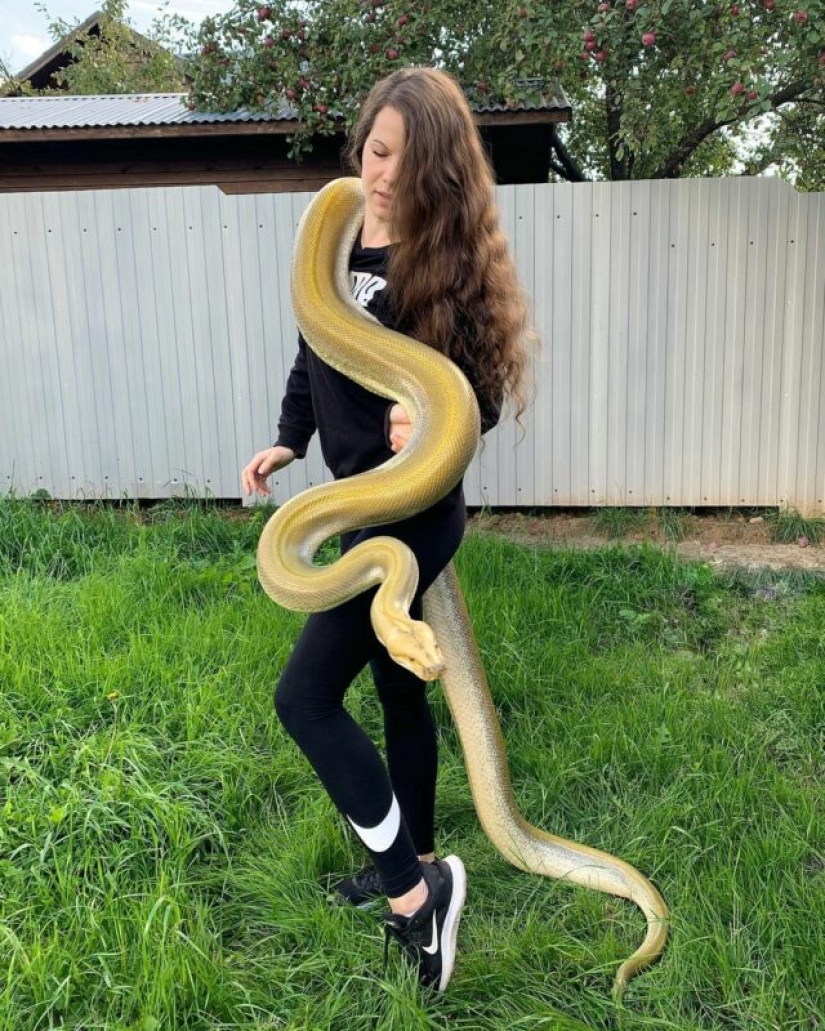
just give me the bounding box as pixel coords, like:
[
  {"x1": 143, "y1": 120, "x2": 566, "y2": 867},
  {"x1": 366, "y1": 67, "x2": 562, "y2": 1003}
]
[{"x1": 423, "y1": 564, "x2": 670, "y2": 998}]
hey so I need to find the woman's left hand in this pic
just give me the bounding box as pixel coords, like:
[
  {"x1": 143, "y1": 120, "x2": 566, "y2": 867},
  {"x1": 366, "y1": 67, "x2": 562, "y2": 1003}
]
[{"x1": 388, "y1": 403, "x2": 413, "y2": 452}]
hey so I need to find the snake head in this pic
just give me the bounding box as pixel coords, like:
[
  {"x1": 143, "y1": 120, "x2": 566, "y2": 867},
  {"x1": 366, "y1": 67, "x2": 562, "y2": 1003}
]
[{"x1": 374, "y1": 614, "x2": 446, "y2": 682}]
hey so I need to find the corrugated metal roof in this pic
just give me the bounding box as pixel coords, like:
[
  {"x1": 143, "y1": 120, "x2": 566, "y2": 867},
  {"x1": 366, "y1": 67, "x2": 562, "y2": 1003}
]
[
  {"x1": 0, "y1": 88, "x2": 569, "y2": 131},
  {"x1": 0, "y1": 93, "x2": 292, "y2": 129}
]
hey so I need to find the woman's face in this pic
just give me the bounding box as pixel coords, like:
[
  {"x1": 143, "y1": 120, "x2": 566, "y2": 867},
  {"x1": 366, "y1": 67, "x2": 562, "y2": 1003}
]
[{"x1": 360, "y1": 105, "x2": 406, "y2": 238}]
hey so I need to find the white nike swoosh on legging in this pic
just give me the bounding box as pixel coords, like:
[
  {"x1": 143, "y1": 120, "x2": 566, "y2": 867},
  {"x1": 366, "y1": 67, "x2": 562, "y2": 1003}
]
[
  {"x1": 422, "y1": 912, "x2": 439, "y2": 954},
  {"x1": 347, "y1": 796, "x2": 401, "y2": 853}
]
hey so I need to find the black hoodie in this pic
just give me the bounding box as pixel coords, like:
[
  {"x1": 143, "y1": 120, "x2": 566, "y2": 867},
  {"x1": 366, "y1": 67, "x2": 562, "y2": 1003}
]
[{"x1": 274, "y1": 235, "x2": 501, "y2": 499}]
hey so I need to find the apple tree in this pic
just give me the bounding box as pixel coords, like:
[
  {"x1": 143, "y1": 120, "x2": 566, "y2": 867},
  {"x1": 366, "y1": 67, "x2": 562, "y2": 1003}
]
[{"x1": 187, "y1": 0, "x2": 825, "y2": 188}]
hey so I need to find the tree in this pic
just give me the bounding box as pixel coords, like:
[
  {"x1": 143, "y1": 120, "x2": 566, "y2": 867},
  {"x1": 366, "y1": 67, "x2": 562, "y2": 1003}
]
[
  {"x1": 186, "y1": 0, "x2": 825, "y2": 187},
  {"x1": 2, "y1": 0, "x2": 195, "y2": 96}
]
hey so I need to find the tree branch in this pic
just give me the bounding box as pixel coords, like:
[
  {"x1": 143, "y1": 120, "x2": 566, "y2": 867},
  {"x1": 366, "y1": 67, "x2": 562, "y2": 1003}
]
[
  {"x1": 548, "y1": 157, "x2": 572, "y2": 178},
  {"x1": 653, "y1": 113, "x2": 729, "y2": 178},
  {"x1": 653, "y1": 78, "x2": 812, "y2": 178},
  {"x1": 769, "y1": 79, "x2": 816, "y2": 107},
  {"x1": 792, "y1": 96, "x2": 825, "y2": 109},
  {"x1": 606, "y1": 80, "x2": 626, "y2": 179},
  {"x1": 549, "y1": 124, "x2": 589, "y2": 181}
]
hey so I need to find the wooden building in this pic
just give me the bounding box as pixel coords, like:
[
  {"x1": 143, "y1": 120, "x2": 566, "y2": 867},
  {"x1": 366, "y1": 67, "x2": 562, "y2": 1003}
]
[{"x1": 0, "y1": 90, "x2": 572, "y2": 195}]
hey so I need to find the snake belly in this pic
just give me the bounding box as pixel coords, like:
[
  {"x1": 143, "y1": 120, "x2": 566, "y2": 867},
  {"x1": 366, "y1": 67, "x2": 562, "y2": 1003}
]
[{"x1": 256, "y1": 177, "x2": 669, "y2": 996}]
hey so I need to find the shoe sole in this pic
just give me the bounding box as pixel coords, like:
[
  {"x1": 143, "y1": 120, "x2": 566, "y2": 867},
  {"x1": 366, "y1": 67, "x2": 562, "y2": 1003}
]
[{"x1": 437, "y1": 855, "x2": 467, "y2": 993}]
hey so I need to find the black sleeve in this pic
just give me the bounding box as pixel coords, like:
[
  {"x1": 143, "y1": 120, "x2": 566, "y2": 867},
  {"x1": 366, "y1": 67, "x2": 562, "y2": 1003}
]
[
  {"x1": 477, "y1": 385, "x2": 503, "y2": 436},
  {"x1": 273, "y1": 334, "x2": 317, "y2": 459},
  {"x1": 455, "y1": 357, "x2": 503, "y2": 436}
]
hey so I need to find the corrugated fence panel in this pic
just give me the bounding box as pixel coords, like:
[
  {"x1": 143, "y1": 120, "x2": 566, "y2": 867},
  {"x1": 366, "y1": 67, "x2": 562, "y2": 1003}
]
[{"x1": 1, "y1": 178, "x2": 823, "y2": 512}]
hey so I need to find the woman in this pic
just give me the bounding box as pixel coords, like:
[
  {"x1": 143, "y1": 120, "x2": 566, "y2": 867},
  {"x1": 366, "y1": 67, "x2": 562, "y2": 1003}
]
[{"x1": 241, "y1": 67, "x2": 533, "y2": 993}]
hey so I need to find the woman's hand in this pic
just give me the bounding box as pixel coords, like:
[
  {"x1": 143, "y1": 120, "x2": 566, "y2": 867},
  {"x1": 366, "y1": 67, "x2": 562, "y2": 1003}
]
[
  {"x1": 241, "y1": 445, "x2": 296, "y2": 497},
  {"x1": 388, "y1": 404, "x2": 413, "y2": 453}
]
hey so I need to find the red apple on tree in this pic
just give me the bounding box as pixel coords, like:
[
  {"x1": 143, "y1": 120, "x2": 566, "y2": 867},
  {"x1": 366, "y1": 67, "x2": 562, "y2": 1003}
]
[
  {"x1": 626, "y1": 0, "x2": 637, "y2": 9},
  {"x1": 387, "y1": 47, "x2": 399, "y2": 59},
  {"x1": 642, "y1": 31, "x2": 656, "y2": 46},
  {"x1": 730, "y1": 81, "x2": 745, "y2": 95},
  {"x1": 794, "y1": 9, "x2": 808, "y2": 22}
]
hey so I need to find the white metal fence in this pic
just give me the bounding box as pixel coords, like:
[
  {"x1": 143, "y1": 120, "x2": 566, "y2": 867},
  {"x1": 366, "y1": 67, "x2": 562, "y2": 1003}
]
[{"x1": 1, "y1": 177, "x2": 823, "y2": 512}]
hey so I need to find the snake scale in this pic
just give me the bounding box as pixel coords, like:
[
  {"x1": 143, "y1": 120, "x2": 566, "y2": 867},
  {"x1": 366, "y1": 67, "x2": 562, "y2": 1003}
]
[{"x1": 256, "y1": 177, "x2": 669, "y2": 997}]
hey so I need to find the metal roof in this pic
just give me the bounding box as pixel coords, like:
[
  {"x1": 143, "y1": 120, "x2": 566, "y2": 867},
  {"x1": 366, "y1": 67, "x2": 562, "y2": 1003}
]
[
  {"x1": 0, "y1": 88, "x2": 569, "y2": 132},
  {"x1": 0, "y1": 93, "x2": 293, "y2": 129}
]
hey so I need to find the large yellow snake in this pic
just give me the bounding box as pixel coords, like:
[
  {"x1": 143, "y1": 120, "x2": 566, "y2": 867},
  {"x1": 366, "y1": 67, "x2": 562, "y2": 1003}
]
[{"x1": 256, "y1": 177, "x2": 668, "y2": 998}]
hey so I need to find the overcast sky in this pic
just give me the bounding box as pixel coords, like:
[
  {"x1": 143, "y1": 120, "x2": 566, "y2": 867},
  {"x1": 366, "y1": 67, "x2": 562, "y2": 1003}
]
[{"x1": 0, "y1": 0, "x2": 235, "y2": 74}]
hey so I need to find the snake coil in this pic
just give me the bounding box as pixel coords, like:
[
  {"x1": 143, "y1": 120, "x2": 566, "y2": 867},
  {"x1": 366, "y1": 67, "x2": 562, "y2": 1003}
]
[{"x1": 257, "y1": 178, "x2": 669, "y2": 997}]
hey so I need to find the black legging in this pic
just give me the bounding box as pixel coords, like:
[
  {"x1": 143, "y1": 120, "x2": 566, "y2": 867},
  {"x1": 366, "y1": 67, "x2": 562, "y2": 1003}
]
[{"x1": 274, "y1": 494, "x2": 466, "y2": 898}]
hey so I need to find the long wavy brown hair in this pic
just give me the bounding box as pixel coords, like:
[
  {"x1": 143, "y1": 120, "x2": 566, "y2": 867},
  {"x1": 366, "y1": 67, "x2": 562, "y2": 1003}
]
[{"x1": 345, "y1": 67, "x2": 536, "y2": 422}]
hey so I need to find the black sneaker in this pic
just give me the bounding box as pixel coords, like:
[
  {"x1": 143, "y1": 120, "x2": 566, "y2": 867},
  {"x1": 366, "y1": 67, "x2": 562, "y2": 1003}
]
[
  {"x1": 330, "y1": 863, "x2": 385, "y2": 908},
  {"x1": 331, "y1": 858, "x2": 440, "y2": 909},
  {"x1": 382, "y1": 855, "x2": 467, "y2": 993}
]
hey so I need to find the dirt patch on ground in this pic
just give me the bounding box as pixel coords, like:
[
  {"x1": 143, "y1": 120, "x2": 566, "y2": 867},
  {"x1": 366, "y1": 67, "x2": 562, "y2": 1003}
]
[{"x1": 468, "y1": 510, "x2": 825, "y2": 573}]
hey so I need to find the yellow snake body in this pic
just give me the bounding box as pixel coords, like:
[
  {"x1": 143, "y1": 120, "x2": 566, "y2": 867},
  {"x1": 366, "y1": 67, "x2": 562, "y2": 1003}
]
[{"x1": 257, "y1": 177, "x2": 668, "y2": 995}]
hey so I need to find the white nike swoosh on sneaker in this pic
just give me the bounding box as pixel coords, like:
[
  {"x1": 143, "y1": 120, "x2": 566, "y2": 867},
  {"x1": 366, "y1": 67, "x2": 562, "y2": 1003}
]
[{"x1": 422, "y1": 912, "x2": 439, "y2": 955}]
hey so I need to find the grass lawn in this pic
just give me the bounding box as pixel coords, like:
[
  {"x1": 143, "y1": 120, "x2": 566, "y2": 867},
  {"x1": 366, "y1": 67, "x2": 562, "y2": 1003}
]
[{"x1": 0, "y1": 500, "x2": 822, "y2": 1031}]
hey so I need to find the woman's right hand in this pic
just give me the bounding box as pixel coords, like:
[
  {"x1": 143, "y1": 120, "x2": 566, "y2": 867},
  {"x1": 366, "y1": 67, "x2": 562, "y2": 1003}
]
[{"x1": 241, "y1": 445, "x2": 296, "y2": 497}]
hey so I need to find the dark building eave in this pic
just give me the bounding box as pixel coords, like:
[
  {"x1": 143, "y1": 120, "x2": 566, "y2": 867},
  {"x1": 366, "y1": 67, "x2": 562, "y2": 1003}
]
[{"x1": 0, "y1": 107, "x2": 568, "y2": 145}]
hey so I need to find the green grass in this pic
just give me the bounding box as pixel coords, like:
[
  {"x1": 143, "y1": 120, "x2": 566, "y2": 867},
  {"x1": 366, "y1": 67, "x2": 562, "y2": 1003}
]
[
  {"x1": 656, "y1": 507, "x2": 690, "y2": 542},
  {"x1": 588, "y1": 508, "x2": 649, "y2": 539},
  {"x1": 0, "y1": 499, "x2": 823, "y2": 1030},
  {"x1": 769, "y1": 507, "x2": 825, "y2": 546}
]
